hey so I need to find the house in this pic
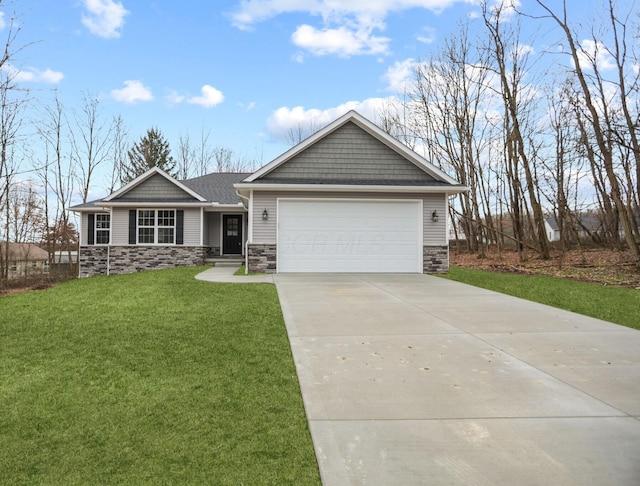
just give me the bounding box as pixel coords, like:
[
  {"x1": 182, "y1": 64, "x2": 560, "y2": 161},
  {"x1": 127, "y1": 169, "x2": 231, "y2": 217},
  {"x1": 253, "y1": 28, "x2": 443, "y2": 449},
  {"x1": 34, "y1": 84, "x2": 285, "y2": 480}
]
[
  {"x1": 1, "y1": 242, "x2": 49, "y2": 278},
  {"x1": 72, "y1": 111, "x2": 467, "y2": 276},
  {"x1": 544, "y1": 215, "x2": 604, "y2": 242}
]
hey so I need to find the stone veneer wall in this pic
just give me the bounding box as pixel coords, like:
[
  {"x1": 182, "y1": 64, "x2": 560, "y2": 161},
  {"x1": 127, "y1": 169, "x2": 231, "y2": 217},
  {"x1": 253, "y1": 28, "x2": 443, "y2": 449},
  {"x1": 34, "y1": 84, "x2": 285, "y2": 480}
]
[
  {"x1": 79, "y1": 246, "x2": 206, "y2": 277},
  {"x1": 423, "y1": 245, "x2": 449, "y2": 273},
  {"x1": 247, "y1": 243, "x2": 277, "y2": 273},
  {"x1": 79, "y1": 246, "x2": 108, "y2": 277},
  {"x1": 108, "y1": 246, "x2": 206, "y2": 275}
]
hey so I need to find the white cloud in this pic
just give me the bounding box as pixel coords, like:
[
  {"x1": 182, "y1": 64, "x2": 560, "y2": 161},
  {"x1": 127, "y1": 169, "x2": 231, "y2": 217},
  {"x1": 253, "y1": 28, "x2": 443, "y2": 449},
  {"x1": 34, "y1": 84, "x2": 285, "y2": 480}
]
[
  {"x1": 165, "y1": 90, "x2": 186, "y2": 105},
  {"x1": 383, "y1": 58, "x2": 421, "y2": 92},
  {"x1": 231, "y1": 1, "x2": 463, "y2": 29},
  {"x1": 187, "y1": 85, "x2": 224, "y2": 108},
  {"x1": 3, "y1": 65, "x2": 64, "y2": 84},
  {"x1": 238, "y1": 101, "x2": 257, "y2": 111},
  {"x1": 81, "y1": 0, "x2": 129, "y2": 39},
  {"x1": 111, "y1": 80, "x2": 153, "y2": 103},
  {"x1": 576, "y1": 39, "x2": 616, "y2": 71},
  {"x1": 267, "y1": 98, "x2": 393, "y2": 143},
  {"x1": 292, "y1": 23, "x2": 389, "y2": 57},
  {"x1": 416, "y1": 26, "x2": 435, "y2": 44},
  {"x1": 231, "y1": 0, "x2": 466, "y2": 57},
  {"x1": 0, "y1": 12, "x2": 5, "y2": 30}
]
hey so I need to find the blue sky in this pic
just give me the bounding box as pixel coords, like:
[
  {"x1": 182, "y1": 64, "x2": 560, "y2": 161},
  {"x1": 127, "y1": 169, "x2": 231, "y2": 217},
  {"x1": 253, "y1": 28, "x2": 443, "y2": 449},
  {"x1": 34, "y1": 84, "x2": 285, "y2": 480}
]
[{"x1": 11, "y1": 0, "x2": 602, "y2": 186}]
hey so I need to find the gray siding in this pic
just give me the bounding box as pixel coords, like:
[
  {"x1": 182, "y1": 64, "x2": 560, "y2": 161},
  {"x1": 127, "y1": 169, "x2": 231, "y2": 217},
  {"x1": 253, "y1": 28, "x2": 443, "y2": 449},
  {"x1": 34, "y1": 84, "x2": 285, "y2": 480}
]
[
  {"x1": 252, "y1": 193, "x2": 277, "y2": 243},
  {"x1": 110, "y1": 207, "x2": 202, "y2": 246},
  {"x1": 183, "y1": 208, "x2": 201, "y2": 246},
  {"x1": 116, "y1": 173, "x2": 198, "y2": 201},
  {"x1": 251, "y1": 191, "x2": 447, "y2": 245},
  {"x1": 80, "y1": 212, "x2": 88, "y2": 246},
  {"x1": 262, "y1": 122, "x2": 435, "y2": 182},
  {"x1": 111, "y1": 208, "x2": 130, "y2": 245}
]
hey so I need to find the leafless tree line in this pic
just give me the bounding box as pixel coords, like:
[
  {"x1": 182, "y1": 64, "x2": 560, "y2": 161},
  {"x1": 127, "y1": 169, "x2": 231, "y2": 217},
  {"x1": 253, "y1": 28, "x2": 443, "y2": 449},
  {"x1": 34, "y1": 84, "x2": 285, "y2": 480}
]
[
  {"x1": 376, "y1": 0, "x2": 640, "y2": 268},
  {"x1": 0, "y1": 5, "x2": 257, "y2": 279}
]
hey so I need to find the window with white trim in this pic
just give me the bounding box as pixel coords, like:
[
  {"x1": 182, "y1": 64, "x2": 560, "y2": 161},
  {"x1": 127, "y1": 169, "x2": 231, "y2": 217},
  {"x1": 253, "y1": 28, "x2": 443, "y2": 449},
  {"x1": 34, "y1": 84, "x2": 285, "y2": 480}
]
[
  {"x1": 95, "y1": 214, "x2": 110, "y2": 245},
  {"x1": 138, "y1": 209, "x2": 176, "y2": 244}
]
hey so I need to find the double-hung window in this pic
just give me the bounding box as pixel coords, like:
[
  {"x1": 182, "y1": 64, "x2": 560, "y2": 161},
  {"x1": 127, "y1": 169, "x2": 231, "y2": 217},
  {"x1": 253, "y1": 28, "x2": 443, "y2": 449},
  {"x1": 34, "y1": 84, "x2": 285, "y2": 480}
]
[
  {"x1": 137, "y1": 209, "x2": 176, "y2": 244},
  {"x1": 95, "y1": 214, "x2": 110, "y2": 244}
]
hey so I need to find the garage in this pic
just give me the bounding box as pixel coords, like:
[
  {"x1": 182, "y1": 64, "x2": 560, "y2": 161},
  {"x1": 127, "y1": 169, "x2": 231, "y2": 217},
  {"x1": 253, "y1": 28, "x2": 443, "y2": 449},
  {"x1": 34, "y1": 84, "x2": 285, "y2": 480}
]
[{"x1": 277, "y1": 199, "x2": 423, "y2": 273}]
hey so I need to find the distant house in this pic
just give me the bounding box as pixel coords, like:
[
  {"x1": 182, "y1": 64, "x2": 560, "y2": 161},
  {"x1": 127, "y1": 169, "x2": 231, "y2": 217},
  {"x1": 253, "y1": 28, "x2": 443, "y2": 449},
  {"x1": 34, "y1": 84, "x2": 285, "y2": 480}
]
[
  {"x1": 1, "y1": 243, "x2": 49, "y2": 279},
  {"x1": 544, "y1": 216, "x2": 604, "y2": 242}
]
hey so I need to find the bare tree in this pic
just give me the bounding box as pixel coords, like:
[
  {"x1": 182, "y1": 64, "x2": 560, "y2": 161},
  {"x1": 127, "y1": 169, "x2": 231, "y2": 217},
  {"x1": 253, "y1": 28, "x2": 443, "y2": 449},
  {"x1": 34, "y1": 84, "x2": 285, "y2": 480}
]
[
  {"x1": 108, "y1": 114, "x2": 128, "y2": 192},
  {"x1": 0, "y1": 9, "x2": 29, "y2": 279},
  {"x1": 482, "y1": 1, "x2": 550, "y2": 259},
  {"x1": 535, "y1": 0, "x2": 640, "y2": 267},
  {"x1": 70, "y1": 92, "x2": 114, "y2": 203}
]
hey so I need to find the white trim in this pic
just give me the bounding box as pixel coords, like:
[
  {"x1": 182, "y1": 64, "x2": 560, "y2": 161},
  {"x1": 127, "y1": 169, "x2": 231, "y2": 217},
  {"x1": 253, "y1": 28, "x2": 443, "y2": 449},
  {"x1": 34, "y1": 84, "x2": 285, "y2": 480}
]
[
  {"x1": 244, "y1": 110, "x2": 461, "y2": 185},
  {"x1": 136, "y1": 208, "x2": 178, "y2": 246},
  {"x1": 94, "y1": 213, "x2": 111, "y2": 246},
  {"x1": 236, "y1": 182, "x2": 468, "y2": 195},
  {"x1": 104, "y1": 167, "x2": 207, "y2": 202},
  {"x1": 200, "y1": 207, "x2": 204, "y2": 247},
  {"x1": 276, "y1": 197, "x2": 423, "y2": 273},
  {"x1": 100, "y1": 201, "x2": 208, "y2": 208},
  {"x1": 248, "y1": 190, "x2": 254, "y2": 243}
]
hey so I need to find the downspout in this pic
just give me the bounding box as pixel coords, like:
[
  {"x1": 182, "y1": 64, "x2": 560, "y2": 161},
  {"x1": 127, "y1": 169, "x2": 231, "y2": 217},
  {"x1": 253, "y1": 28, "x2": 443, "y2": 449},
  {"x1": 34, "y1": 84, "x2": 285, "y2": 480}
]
[{"x1": 236, "y1": 188, "x2": 251, "y2": 275}]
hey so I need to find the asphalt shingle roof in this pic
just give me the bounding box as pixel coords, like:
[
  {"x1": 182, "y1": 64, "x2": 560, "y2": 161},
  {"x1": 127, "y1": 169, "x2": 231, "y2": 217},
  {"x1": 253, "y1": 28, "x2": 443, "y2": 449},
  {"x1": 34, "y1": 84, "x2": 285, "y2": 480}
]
[{"x1": 181, "y1": 172, "x2": 251, "y2": 204}]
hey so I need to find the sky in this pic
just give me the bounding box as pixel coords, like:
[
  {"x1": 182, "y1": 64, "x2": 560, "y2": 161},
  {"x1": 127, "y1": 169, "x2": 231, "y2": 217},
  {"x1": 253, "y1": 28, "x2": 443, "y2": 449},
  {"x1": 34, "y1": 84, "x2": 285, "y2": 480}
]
[{"x1": 6, "y1": 0, "x2": 606, "y2": 198}]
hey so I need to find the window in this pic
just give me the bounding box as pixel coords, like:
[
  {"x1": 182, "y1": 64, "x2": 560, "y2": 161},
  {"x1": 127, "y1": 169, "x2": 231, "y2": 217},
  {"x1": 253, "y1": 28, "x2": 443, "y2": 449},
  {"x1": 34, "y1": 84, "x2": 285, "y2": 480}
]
[
  {"x1": 95, "y1": 214, "x2": 110, "y2": 245},
  {"x1": 138, "y1": 209, "x2": 176, "y2": 244}
]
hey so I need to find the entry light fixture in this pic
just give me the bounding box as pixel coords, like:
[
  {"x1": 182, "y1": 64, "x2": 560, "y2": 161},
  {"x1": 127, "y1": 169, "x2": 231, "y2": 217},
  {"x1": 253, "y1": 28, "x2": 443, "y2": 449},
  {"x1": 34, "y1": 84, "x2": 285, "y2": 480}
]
[
  {"x1": 262, "y1": 208, "x2": 269, "y2": 221},
  {"x1": 431, "y1": 210, "x2": 439, "y2": 223}
]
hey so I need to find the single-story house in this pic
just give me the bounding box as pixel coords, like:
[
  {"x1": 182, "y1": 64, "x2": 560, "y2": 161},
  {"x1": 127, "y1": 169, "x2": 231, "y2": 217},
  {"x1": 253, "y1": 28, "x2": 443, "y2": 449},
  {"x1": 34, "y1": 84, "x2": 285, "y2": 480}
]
[
  {"x1": 545, "y1": 215, "x2": 604, "y2": 242},
  {"x1": 72, "y1": 111, "x2": 467, "y2": 276},
  {"x1": 1, "y1": 242, "x2": 49, "y2": 278}
]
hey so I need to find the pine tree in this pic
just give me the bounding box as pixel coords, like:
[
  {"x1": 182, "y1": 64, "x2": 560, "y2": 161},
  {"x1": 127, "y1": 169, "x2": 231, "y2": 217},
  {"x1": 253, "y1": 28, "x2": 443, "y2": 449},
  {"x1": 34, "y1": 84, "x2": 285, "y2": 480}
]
[{"x1": 122, "y1": 128, "x2": 177, "y2": 183}]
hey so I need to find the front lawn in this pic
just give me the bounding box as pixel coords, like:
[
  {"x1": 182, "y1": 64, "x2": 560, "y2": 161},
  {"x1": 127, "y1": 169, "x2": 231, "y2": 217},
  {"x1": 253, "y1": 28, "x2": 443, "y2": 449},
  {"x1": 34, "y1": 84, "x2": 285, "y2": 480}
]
[
  {"x1": 0, "y1": 267, "x2": 320, "y2": 485},
  {"x1": 441, "y1": 266, "x2": 640, "y2": 330}
]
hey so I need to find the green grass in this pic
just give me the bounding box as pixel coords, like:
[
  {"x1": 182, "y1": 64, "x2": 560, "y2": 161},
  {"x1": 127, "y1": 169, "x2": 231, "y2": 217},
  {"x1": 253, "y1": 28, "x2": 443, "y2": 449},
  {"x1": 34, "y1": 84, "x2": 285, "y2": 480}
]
[
  {"x1": 233, "y1": 265, "x2": 262, "y2": 276},
  {"x1": 441, "y1": 267, "x2": 640, "y2": 330},
  {"x1": 0, "y1": 267, "x2": 320, "y2": 485}
]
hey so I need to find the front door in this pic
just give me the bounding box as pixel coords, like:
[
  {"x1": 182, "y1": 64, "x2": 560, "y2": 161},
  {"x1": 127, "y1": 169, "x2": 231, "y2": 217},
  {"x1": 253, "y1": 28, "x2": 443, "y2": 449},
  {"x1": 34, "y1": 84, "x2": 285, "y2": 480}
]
[{"x1": 222, "y1": 214, "x2": 243, "y2": 255}]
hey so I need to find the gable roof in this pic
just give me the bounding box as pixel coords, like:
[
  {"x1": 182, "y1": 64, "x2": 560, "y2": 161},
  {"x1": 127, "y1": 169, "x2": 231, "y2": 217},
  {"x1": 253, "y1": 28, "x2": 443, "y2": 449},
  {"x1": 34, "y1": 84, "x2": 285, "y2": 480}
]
[
  {"x1": 71, "y1": 171, "x2": 249, "y2": 211},
  {"x1": 104, "y1": 167, "x2": 207, "y2": 203},
  {"x1": 243, "y1": 110, "x2": 462, "y2": 188},
  {"x1": 2, "y1": 242, "x2": 49, "y2": 261}
]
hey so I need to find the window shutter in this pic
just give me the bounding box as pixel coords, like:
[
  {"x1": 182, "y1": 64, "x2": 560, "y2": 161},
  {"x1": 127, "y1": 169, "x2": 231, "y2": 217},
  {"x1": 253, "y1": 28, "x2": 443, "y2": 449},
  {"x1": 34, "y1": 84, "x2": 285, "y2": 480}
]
[
  {"x1": 87, "y1": 214, "x2": 95, "y2": 245},
  {"x1": 176, "y1": 210, "x2": 184, "y2": 245},
  {"x1": 129, "y1": 210, "x2": 137, "y2": 244}
]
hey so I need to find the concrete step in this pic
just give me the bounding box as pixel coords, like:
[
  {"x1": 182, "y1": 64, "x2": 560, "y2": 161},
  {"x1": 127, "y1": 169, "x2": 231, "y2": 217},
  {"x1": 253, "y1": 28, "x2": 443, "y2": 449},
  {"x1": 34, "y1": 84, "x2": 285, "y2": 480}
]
[{"x1": 204, "y1": 258, "x2": 243, "y2": 267}]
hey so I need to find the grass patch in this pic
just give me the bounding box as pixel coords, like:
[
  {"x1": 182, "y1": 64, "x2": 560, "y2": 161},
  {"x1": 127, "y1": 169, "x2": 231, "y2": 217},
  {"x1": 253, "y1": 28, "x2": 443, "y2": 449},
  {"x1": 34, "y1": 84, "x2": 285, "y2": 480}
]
[
  {"x1": 441, "y1": 266, "x2": 640, "y2": 330},
  {"x1": 233, "y1": 265, "x2": 262, "y2": 276},
  {"x1": 0, "y1": 267, "x2": 320, "y2": 485}
]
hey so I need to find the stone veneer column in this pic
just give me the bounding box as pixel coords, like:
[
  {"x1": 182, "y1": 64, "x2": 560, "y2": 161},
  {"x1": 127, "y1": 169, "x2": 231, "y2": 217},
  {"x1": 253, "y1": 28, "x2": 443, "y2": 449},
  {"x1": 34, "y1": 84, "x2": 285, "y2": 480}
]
[
  {"x1": 423, "y1": 245, "x2": 449, "y2": 273},
  {"x1": 247, "y1": 243, "x2": 277, "y2": 273},
  {"x1": 79, "y1": 246, "x2": 109, "y2": 277}
]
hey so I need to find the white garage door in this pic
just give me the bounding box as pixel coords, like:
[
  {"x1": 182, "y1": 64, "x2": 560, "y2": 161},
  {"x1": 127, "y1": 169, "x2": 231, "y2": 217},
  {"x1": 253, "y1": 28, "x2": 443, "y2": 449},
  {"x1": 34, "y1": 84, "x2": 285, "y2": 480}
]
[{"x1": 277, "y1": 199, "x2": 422, "y2": 273}]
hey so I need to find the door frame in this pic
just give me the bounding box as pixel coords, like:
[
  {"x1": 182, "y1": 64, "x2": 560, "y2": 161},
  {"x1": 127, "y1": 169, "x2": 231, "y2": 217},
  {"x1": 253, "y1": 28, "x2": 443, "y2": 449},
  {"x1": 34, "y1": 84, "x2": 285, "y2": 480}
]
[{"x1": 221, "y1": 213, "x2": 244, "y2": 256}]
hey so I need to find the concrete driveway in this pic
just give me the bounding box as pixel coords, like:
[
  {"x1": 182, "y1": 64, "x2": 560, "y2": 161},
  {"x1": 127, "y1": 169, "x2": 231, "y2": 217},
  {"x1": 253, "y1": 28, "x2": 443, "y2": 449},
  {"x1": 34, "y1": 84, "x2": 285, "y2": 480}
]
[{"x1": 273, "y1": 273, "x2": 640, "y2": 486}]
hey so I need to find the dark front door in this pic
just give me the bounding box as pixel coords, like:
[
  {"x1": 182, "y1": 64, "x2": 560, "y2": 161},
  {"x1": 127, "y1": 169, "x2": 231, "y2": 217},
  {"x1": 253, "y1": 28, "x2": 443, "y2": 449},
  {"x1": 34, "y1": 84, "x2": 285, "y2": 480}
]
[{"x1": 222, "y1": 214, "x2": 243, "y2": 255}]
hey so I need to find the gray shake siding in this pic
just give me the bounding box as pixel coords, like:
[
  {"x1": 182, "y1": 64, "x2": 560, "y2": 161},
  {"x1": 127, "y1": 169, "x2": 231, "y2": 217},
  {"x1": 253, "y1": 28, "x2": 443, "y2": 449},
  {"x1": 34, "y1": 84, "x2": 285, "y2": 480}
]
[
  {"x1": 251, "y1": 191, "x2": 447, "y2": 246},
  {"x1": 262, "y1": 122, "x2": 435, "y2": 182},
  {"x1": 117, "y1": 173, "x2": 198, "y2": 200}
]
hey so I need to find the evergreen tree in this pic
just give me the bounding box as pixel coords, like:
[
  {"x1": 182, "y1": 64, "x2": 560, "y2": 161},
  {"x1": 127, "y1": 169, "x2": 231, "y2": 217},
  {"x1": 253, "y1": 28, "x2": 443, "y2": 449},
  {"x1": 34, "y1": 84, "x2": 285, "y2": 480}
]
[{"x1": 122, "y1": 127, "x2": 177, "y2": 183}]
